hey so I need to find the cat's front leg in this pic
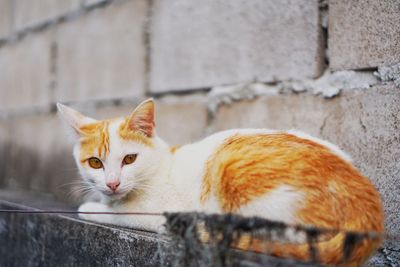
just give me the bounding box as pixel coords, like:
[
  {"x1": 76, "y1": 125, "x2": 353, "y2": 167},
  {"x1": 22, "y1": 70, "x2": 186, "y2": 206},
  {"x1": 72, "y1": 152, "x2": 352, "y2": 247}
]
[{"x1": 78, "y1": 202, "x2": 115, "y2": 225}]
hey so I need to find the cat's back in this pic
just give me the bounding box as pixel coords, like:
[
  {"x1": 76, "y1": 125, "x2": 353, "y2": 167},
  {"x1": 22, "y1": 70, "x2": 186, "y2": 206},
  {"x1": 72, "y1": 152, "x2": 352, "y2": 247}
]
[
  {"x1": 171, "y1": 128, "x2": 358, "y2": 211},
  {"x1": 175, "y1": 129, "x2": 382, "y2": 226},
  {"x1": 176, "y1": 128, "x2": 350, "y2": 162},
  {"x1": 173, "y1": 128, "x2": 351, "y2": 179},
  {"x1": 197, "y1": 130, "x2": 382, "y2": 229}
]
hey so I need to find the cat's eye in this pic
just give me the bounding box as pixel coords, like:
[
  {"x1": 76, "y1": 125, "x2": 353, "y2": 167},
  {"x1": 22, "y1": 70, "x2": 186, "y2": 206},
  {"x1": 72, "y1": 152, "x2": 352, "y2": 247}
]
[
  {"x1": 88, "y1": 157, "x2": 103, "y2": 169},
  {"x1": 123, "y1": 154, "x2": 137, "y2": 165}
]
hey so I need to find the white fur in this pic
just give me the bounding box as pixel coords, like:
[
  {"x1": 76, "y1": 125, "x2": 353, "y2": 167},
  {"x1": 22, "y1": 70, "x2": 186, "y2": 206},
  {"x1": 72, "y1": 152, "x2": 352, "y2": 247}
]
[
  {"x1": 239, "y1": 185, "x2": 304, "y2": 224},
  {"x1": 57, "y1": 103, "x2": 97, "y2": 142},
  {"x1": 58, "y1": 102, "x2": 352, "y2": 233}
]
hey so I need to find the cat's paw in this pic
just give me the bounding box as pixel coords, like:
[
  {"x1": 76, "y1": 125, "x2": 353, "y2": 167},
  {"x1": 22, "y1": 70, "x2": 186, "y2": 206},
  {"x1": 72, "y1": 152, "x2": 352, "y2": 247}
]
[{"x1": 78, "y1": 202, "x2": 110, "y2": 222}]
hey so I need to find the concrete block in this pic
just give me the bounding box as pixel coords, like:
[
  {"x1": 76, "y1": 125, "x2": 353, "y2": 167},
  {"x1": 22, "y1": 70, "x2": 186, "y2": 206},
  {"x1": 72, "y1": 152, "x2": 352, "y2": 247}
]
[
  {"x1": 150, "y1": 0, "x2": 323, "y2": 93},
  {"x1": 0, "y1": 0, "x2": 12, "y2": 39},
  {"x1": 0, "y1": 113, "x2": 75, "y2": 201},
  {"x1": 155, "y1": 99, "x2": 209, "y2": 145},
  {"x1": 329, "y1": 0, "x2": 400, "y2": 70},
  {"x1": 14, "y1": 0, "x2": 80, "y2": 30},
  {"x1": 210, "y1": 84, "x2": 400, "y2": 243},
  {"x1": 55, "y1": 0, "x2": 148, "y2": 103},
  {"x1": 0, "y1": 31, "x2": 53, "y2": 111}
]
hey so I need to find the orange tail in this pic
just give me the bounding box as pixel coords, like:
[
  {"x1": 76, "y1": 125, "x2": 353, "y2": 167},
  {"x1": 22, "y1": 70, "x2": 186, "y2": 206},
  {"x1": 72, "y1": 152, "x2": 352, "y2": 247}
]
[{"x1": 235, "y1": 232, "x2": 383, "y2": 267}]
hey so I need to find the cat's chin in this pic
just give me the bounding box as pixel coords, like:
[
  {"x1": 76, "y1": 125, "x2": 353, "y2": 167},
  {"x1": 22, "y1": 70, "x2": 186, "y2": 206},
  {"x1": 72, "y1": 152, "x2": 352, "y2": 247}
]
[
  {"x1": 101, "y1": 189, "x2": 137, "y2": 202},
  {"x1": 101, "y1": 191, "x2": 129, "y2": 200}
]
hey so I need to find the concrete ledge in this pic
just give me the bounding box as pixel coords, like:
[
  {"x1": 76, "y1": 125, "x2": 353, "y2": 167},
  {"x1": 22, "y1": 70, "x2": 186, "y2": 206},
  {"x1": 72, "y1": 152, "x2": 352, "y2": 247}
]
[
  {"x1": 0, "y1": 192, "x2": 164, "y2": 266},
  {"x1": 0, "y1": 190, "x2": 323, "y2": 266}
]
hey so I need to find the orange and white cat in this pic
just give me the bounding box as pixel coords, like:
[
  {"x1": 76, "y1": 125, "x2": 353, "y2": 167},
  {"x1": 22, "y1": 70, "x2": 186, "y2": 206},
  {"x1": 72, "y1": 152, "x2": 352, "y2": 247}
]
[{"x1": 57, "y1": 98, "x2": 384, "y2": 266}]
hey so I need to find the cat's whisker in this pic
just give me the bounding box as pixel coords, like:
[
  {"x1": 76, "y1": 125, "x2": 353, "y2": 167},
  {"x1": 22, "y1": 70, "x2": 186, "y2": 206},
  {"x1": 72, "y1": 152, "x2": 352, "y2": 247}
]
[
  {"x1": 122, "y1": 180, "x2": 154, "y2": 192},
  {"x1": 135, "y1": 184, "x2": 154, "y2": 191},
  {"x1": 72, "y1": 182, "x2": 93, "y2": 191},
  {"x1": 67, "y1": 182, "x2": 97, "y2": 198},
  {"x1": 129, "y1": 180, "x2": 153, "y2": 189},
  {"x1": 57, "y1": 180, "x2": 90, "y2": 189},
  {"x1": 67, "y1": 183, "x2": 91, "y2": 192},
  {"x1": 69, "y1": 189, "x2": 97, "y2": 202},
  {"x1": 67, "y1": 187, "x2": 90, "y2": 197}
]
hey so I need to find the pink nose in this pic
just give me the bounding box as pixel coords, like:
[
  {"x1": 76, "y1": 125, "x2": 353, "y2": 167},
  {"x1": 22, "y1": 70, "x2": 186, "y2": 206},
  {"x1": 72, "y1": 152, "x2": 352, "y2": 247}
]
[{"x1": 106, "y1": 181, "x2": 120, "y2": 191}]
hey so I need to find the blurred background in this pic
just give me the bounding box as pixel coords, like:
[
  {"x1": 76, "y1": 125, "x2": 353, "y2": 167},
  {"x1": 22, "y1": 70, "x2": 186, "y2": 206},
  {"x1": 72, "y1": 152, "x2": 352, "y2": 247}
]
[{"x1": 0, "y1": 0, "x2": 399, "y2": 264}]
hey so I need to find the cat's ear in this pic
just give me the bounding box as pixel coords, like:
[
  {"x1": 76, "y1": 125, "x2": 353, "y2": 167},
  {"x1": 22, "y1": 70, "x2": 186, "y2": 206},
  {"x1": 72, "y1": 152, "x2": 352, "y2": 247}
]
[
  {"x1": 57, "y1": 103, "x2": 97, "y2": 136},
  {"x1": 127, "y1": 98, "x2": 155, "y2": 138}
]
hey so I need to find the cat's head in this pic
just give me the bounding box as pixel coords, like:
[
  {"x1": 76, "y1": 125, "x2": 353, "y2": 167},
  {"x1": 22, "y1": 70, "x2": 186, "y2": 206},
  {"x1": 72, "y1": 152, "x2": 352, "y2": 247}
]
[{"x1": 57, "y1": 99, "x2": 169, "y2": 200}]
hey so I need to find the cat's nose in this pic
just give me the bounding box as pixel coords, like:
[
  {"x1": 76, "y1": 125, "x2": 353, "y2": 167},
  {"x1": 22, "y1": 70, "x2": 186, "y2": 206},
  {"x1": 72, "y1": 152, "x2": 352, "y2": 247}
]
[{"x1": 106, "y1": 181, "x2": 120, "y2": 192}]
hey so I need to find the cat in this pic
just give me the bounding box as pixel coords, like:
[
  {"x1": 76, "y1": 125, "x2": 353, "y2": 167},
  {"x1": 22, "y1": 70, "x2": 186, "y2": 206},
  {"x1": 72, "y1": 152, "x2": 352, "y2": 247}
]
[{"x1": 57, "y1": 98, "x2": 384, "y2": 266}]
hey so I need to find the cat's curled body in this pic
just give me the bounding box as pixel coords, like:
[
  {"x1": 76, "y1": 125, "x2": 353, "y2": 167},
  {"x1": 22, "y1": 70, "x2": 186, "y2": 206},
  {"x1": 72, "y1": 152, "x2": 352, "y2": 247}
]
[{"x1": 58, "y1": 99, "x2": 384, "y2": 266}]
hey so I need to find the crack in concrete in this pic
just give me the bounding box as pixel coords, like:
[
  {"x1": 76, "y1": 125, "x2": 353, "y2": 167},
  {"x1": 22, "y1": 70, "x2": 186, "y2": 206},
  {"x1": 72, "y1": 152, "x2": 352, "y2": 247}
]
[
  {"x1": 359, "y1": 118, "x2": 367, "y2": 133},
  {"x1": 319, "y1": 115, "x2": 328, "y2": 136},
  {"x1": 207, "y1": 83, "x2": 279, "y2": 116},
  {"x1": 358, "y1": 102, "x2": 367, "y2": 133},
  {"x1": 206, "y1": 70, "x2": 381, "y2": 117},
  {"x1": 283, "y1": 69, "x2": 379, "y2": 98}
]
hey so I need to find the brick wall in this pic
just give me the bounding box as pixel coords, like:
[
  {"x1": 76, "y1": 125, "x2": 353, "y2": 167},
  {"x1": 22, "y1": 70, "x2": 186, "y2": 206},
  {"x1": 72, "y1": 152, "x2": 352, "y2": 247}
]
[{"x1": 0, "y1": 0, "x2": 399, "y2": 264}]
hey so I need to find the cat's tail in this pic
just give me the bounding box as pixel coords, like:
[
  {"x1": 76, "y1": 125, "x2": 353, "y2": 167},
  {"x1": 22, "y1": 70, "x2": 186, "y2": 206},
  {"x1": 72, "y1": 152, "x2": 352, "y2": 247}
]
[{"x1": 234, "y1": 231, "x2": 383, "y2": 267}]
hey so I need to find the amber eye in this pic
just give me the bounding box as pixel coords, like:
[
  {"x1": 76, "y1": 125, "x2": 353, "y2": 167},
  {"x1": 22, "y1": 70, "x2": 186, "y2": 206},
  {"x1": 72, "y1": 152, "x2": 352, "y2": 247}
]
[
  {"x1": 123, "y1": 154, "x2": 137, "y2": 165},
  {"x1": 88, "y1": 157, "x2": 103, "y2": 169}
]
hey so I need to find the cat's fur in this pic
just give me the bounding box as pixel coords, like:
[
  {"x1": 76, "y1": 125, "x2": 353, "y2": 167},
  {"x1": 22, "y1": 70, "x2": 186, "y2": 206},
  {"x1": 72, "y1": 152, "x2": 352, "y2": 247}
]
[{"x1": 57, "y1": 99, "x2": 384, "y2": 266}]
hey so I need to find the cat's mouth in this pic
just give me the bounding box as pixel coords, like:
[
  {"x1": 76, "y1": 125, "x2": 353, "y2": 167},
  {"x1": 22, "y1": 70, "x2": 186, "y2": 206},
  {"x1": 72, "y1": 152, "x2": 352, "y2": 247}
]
[
  {"x1": 101, "y1": 189, "x2": 138, "y2": 203},
  {"x1": 101, "y1": 189, "x2": 128, "y2": 198},
  {"x1": 101, "y1": 187, "x2": 136, "y2": 200}
]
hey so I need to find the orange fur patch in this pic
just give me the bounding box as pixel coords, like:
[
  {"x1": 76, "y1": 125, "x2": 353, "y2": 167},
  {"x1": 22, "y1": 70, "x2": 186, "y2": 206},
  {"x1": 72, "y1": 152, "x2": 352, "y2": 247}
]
[
  {"x1": 79, "y1": 121, "x2": 110, "y2": 162},
  {"x1": 200, "y1": 133, "x2": 384, "y2": 265},
  {"x1": 201, "y1": 133, "x2": 382, "y2": 228},
  {"x1": 169, "y1": 145, "x2": 181, "y2": 154},
  {"x1": 118, "y1": 117, "x2": 153, "y2": 147}
]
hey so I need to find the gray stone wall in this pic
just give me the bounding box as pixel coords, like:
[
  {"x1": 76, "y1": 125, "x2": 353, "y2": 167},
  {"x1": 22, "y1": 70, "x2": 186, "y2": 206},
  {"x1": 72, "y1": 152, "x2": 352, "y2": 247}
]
[{"x1": 0, "y1": 0, "x2": 399, "y2": 264}]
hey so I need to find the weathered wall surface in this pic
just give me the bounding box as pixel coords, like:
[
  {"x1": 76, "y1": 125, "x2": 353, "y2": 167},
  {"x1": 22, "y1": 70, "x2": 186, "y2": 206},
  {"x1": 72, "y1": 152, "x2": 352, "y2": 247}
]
[
  {"x1": 329, "y1": 0, "x2": 400, "y2": 70},
  {"x1": 150, "y1": 0, "x2": 324, "y2": 92},
  {"x1": 0, "y1": 0, "x2": 399, "y2": 264}
]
